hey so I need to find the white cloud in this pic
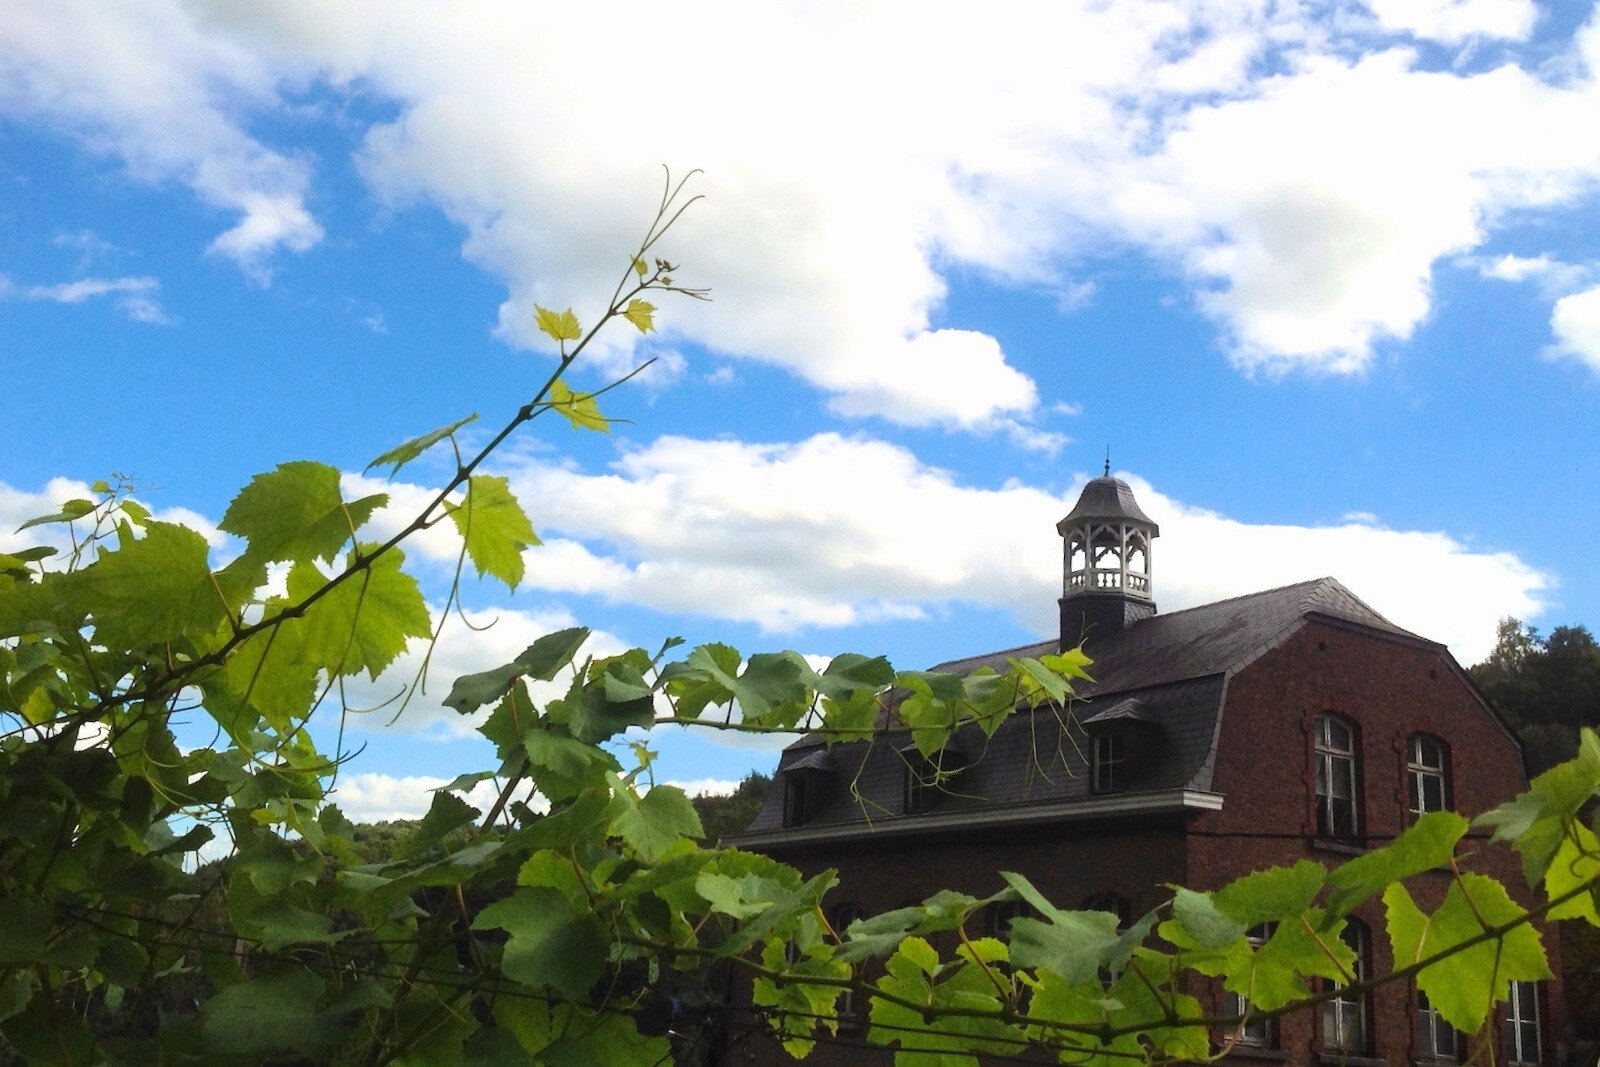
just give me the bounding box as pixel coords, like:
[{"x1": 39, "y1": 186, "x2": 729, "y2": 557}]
[
  {"x1": 1547, "y1": 283, "x2": 1600, "y2": 370},
  {"x1": 7, "y1": 0, "x2": 1600, "y2": 450},
  {"x1": 457, "y1": 433, "x2": 1552, "y2": 663},
  {"x1": 9, "y1": 2, "x2": 1600, "y2": 420},
  {"x1": 329, "y1": 772, "x2": 507, "y2": 824},
  {"x1": 1473, "y1": 253, "x2": 1592, "y2": 291},
  {"x1": 1365, "y1": 0, "x2": 1538, "y2": 44},
  {"x1": 0, "y1": 478, "x2": 224, "y2": 559},
  {"x1": 329, "y1": 770, "x2": 745, "y2": 824},
  {"x1": 16, "y1": 274, "x2": 171, "y2": 323},
  {"x1": 0, "y1": 0, "x2": 322, "y2": 274}
]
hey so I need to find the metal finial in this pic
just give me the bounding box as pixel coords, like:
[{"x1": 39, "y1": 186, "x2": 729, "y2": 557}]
[{"x1": 1104, "y1": 447, "x2": 1110, "y2": 478}]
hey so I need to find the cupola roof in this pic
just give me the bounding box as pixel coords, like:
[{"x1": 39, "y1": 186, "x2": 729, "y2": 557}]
[{"x1": 1057, "y1": 474, "x2": 1158, "y2": 533}]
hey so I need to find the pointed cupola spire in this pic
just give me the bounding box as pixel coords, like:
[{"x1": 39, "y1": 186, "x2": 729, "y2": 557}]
[{"x1": 1057, "y1": 467, "x2": 1159, "y2": 648}]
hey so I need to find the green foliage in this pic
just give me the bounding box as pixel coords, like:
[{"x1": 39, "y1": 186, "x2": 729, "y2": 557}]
[
  {"x1": 445, "y1": 473, "x2": 539, "y2": 589},
  {"x1": 692, "y1": 772, "x2": 772, "y2": 844},
  {"x1": 2, "y1": 191, "x2": 1598, "y2": 1067},
  {"x1": 1472, "y1": 615, "x2": 1600, "y2": 774}
]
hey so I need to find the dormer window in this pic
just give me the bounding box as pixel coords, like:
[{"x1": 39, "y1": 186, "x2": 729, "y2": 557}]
[
  {"x1": 902, "y1": 744, "x2": 967, "y2": 814},
  {"x1": 780, "y1": 748, "x2": 834, "y2": 828},
  {"x1": 1082, "y1": 696, "x2": 1160, "y2": 795},
  {"x1": 1092, "y1": 732, "x2": 1125, "y2": 794},
  {"x1": 782, "y1": 776, "x2": 808, "y2": 827}
]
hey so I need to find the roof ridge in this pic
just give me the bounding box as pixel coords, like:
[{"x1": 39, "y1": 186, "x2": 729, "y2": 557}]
[
  {"x1": 929, "y1": 636, "x2": 1055, "y2": 670},
  {"x1": 1145, "y1": 576, "x2": 1335, "y2": 621}
]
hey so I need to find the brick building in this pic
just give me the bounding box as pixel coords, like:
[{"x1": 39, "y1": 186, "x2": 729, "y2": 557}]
[{"x1": 733, "y1": 473, "x2": 1563, "y2": 1066}]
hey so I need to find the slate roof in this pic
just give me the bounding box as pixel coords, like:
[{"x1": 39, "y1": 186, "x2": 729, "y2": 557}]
[
  {"x1": 740, "y1": 578, "x2": 1431, "y2": 840},
  {"x1": 1058, "y1": 475, "x2": 1159, "y2": 531}
]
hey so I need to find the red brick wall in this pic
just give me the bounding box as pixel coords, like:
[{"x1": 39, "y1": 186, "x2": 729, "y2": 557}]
[{"x1": 1195, "y1": 620, "x2": 1563, "y2": 1066}]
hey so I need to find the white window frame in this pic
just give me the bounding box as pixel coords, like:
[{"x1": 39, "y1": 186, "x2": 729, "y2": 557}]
[
  {"x1": 1322, "y1": 920, "x2": 1369, "y2": 1054},
  {"x1": 1408, "y1": 734, "x2": 1450, "y2": 819},
  {"x1": 1507, "y1": 980, "x2": 1541, "y2": 1065},
  {"x1": 1223, "y1": 924, "x2": 1277, "y2": 1047},
  {"x1": 1315, "y1": 714, "x2": 1360, "y2": 839},
  {"x1": 1418, "y1": 989, "x2": 1459, "y2": 1061},
  {"x1": 1092, "y1": 732, "x2": 1125, "y2": 794}
]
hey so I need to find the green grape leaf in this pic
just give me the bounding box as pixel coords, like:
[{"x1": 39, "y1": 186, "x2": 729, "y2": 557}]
[
  {"x1": 221, "y1": 461, "x2": 386, "y2": 567},
  {"x1": 446, "y1": 474, "x2": 539, "y2": 589},
  {"x1": 201, "y1": 971, "x2": 341, "y2": 1058},
  {"x1": 1213, "y1": 859, "x2": 1327, "y2": 927},
  {"x1": 1170, "y1": 886, "x2": 1247, "y2": 949},
  {"x1": 1545, "y1": 821, "x2": 1600, "y2": 924},
  {"x1": 551, "y1": 673, "x2": 655, "y2": 744},
  {"x1": 15, "y1": 497, "x2": 95, "y2": 532},
  {"x1": 1477, "y1": 728, "x2": 1600, "y2": 884},
  {"x1": 548, "y1": 378, "x2": 608, "y2": 432},
  {"x1": 1010, "y1": 655, "x2": 1073, "y2": 705},
  {"x1": 473, "y1": 887, "x2": 608, "y2": 999},
  {"x1": 215, "y1": 621, "x2": 320, "y2": 732},
  {"x1": 366, "y1": 413, "x2": 478, "y2": 477},
  {"x1": 1003, "y1": 880, "x2": 1124, "y2": 984},
  {"x1": 522, "y1": 626, "x2": 593, "y2": 680},
  {"x1": 631, "y1": 255, "x2": 648, "y2": 277},
  {"x1": 535, "y1": 305, "x2": 583, "y2": 342},
  {"x1": 78, "y1": 521, "x2": 226, "y2": 647},
  {"x1": 695, "y1": 872, "x2": 775, "y2": 920},
  {"x1": 1385, "y1": 873, "x2": 1552, "y2": 1033},
  {"x1": 621, "y1": 298, "x2": 656, "y2": 333},
  {"x1": 1324, "y1": 810, "x2": 1468, "y2": 921},
  {"x1": 287, "y1": 546, "x2": 430, "y2": 680},
  {"x1": 612, "y1": 784, "x2": 703, "y2": 863},
  {"x1": 395, "y1": 790, "x2": 478, "y2": 860},
  {"x1": 447, "y1": 627, "x2": 591, "y2": 715}
]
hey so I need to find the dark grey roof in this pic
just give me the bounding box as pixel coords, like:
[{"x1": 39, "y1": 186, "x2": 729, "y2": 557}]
[
  {"x1": 1057, "y1": 476, "x2": 1158, "y2": 533},
  {"x1": 929, "y1": 577, "x2": 1424, "y2": 700},
  {"x1": 743, "y1": 675, "x2": 1227, "y2": 836},
  {"x1": 1081, "y1": 696, "x2": 1157, "y2": 726},
  {"x1": 741, "y1": 578, "x2": 1430, "y2": 842}
]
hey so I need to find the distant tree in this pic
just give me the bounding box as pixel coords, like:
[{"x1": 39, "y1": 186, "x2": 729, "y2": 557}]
[
  {"x1": 691, "y1": 772, "x2": 771, "y2": 844},
  {"x1": 349, "y1": 819, "x2": 422, "y2": 864},
  {"x1": 1471, "y1": 618, "x2": 1600, "y2": 775}
]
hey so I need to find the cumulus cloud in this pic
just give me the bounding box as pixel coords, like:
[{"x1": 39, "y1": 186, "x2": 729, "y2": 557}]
[
  {"x1": 1547, "y1": 283, "x2": 1600, "y2": 370},
  {"x1": 0, "y1": 477, "x2": 224, "y2": 558},
  {"x1": 0, "y1": 1, "x2": 322, "y2": 274},
  {"x1": 442, "y1": 433, "x2": 1553, "y2": 663},
  {"x1": 7, "y1": 2, "x2": 1600, "y2": 420},
  {"x1": 330, "y1": 770, "x2": 746, "y2": 823},
  {"x1": 15, "y1": 274, "x2": 171, "y2": 323},
  {"x1": 1365, "y1": 0, "x2": 1539, "y2": 44}
]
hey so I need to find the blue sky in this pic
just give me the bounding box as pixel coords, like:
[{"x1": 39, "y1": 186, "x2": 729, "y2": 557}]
[{"x1": 2, "y1": 0, "x2": 1596, "y2": 820}]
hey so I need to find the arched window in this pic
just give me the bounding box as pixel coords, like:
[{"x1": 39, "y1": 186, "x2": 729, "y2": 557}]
[
  {"x1": 1408, "y1": 734, "x2": 1450, "y2": 818},
  {"x1": 1322, "y1": 919, "x2": 1370, "y2": 1054},
  {"x1": 1315, "y1": 714, "x2": 1360, "y2": 839}
]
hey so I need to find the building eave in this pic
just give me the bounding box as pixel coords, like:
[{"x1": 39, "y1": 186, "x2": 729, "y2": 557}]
[{"x1": 727, "y1": 787, "x2": 1225, "y2": 851}]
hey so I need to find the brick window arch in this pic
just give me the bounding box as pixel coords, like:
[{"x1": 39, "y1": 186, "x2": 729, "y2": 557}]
[
  {"x1": 1407, "y1": 733, "x2": 1451, "y2": 818},
  {"x1": 1314, "y1": 713, "x2": 1361, "y2": 840}
]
